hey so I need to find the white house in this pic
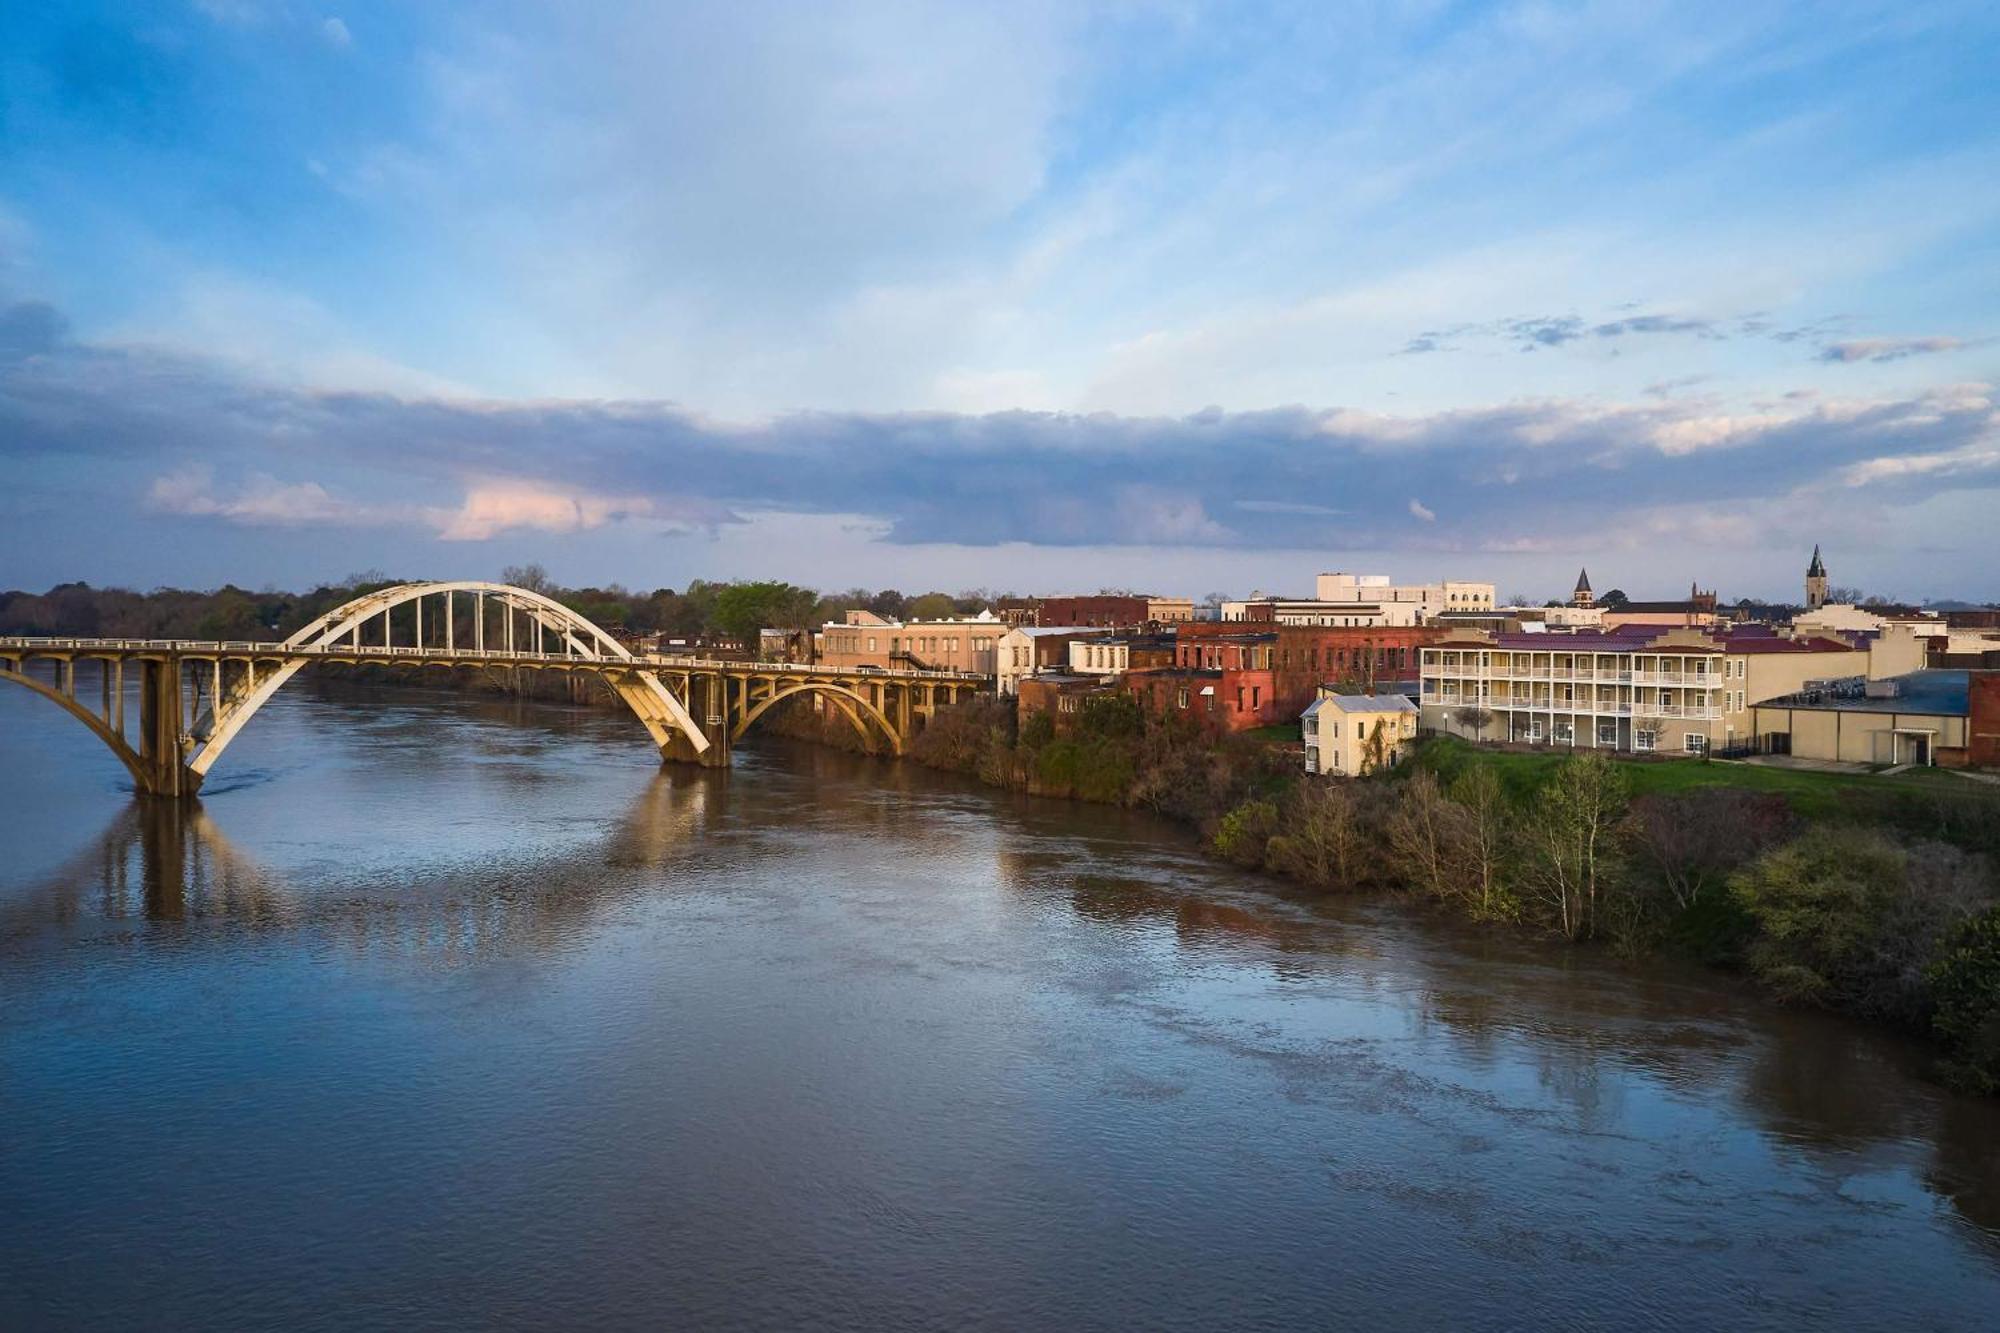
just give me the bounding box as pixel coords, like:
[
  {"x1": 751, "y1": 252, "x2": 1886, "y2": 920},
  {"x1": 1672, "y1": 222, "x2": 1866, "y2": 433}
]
[{"x1": 1302, "y1": 692, "x2": 1419, "y2": 775}]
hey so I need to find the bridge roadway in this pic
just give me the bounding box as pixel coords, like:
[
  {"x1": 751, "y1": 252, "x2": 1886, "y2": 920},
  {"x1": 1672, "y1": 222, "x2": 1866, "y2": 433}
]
[{"x1": 0, "y1": 581, "x2": 988, "y2": 798}]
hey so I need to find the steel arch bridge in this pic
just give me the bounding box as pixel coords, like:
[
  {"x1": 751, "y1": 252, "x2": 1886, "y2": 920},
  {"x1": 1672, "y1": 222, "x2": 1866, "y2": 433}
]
[{"x1": 0, "y1": 581, "x2": 985, "y2": 798}]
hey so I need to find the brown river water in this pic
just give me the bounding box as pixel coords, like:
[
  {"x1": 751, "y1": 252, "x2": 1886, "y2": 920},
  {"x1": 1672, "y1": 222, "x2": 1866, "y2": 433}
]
[{"x1": 1, "y1": 677, "x2": 1997, "y2": 1330}]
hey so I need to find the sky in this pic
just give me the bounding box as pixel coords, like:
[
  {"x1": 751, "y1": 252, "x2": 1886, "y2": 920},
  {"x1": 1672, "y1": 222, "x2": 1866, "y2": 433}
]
[{"x1": 2, "y1": 1, "x2": 1997, "y2": 604}]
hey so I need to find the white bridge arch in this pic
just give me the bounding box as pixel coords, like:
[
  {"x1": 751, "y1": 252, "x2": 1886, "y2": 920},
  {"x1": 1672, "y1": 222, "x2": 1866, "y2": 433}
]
[{"x1": 185, "y1": 581, "x2": 709, "y2": 782}]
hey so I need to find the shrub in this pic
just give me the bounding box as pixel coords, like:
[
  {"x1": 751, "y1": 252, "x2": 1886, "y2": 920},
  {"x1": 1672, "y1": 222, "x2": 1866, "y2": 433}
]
[
  {"x1": 1730, "y1": 828, "x2": 1905, "y2": 1009},
  {"x1": 1212, "y1": 798, "x2": 1280, "y2": 868},
  {"x1": 1927, "y1": 905, "x2": 2000, "y2": 1094}
]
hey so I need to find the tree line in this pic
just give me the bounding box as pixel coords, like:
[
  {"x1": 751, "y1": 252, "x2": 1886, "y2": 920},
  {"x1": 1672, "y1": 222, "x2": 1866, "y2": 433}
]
[{"x1": 0, "y1": 566, "x2": 1021, "y2": 646}]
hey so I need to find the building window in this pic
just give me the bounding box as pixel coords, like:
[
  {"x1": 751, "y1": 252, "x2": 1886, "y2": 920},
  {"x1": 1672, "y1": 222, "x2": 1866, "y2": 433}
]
[
  {"x1": 1635, "y1": 729, "x2": 1656, "y2": 752},
  {"x1": 1059, "y1": 695, "x2": 1079, "y2": 714},
  {"x1": 868, "y1": 637, "x2": 878, "y2": 652},
  {"x1": 1684, "y1": 733, "x2": 1707, "y2": 754},
  {"x1": 1177, "y1": 686, "x2": 1189, "y2": 709},
  {"x1": 1251, "y1": 686, "x2": 1261, "y2": 709},
  {"x1": 1597, "y1": 720, "x2": 1617, "y2": 745}
]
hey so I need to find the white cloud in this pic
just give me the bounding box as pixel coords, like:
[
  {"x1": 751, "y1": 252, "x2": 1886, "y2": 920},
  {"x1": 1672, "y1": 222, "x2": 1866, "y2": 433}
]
[
  {"x1": 1408, "y1": 497, "x2": 1437, "y2": 522},
  {"x1": 1818, "y1": 336, "x2": 1966, "y2": 363},
  {"x1": 434, "y1": 481, "x2": 661, "y2": 542},
  {"x1": 321, "y1": 17, "x2": 352, "y2": 49},
  {"x1": 146, "y1": 469, "x2": 401, "y2": 526}
]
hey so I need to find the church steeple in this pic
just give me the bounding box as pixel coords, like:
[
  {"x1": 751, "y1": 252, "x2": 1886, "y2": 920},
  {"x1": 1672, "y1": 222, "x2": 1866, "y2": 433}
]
[
  {"x1": 1805, "y1": 545, "x2": 1828, "y2": 611},
  {"x1": 1571, "y1": 568, "x2": 1594, "y2": 609}
]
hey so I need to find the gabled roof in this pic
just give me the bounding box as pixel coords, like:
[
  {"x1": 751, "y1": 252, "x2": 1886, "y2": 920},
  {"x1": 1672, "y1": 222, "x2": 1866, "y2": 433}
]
[{"x1": 1314, "y1": 693, "x2": 1419, "y2": 714}]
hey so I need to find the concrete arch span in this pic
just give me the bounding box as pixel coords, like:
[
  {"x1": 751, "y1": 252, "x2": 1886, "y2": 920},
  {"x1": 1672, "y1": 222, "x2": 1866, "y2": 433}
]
[{"x1": 731, "y1": 681, "x2": 904, "y2": 754}]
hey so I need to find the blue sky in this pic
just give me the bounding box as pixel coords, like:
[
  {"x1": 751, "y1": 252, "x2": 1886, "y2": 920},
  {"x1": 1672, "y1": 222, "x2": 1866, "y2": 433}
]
[{"x1": 3, "y1": 1, "x2": 1997, "y2": 601}]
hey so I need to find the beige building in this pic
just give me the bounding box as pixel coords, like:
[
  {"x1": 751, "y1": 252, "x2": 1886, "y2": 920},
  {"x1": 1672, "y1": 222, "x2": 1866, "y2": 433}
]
[
  {"x1": 996, "y1": 626, "x2": 1095, "y2": 695},
  {"x1": 1146, "y1": 597, "x2": 1195, "y2": 623},
  {"x1": 820, "y1": 608, "x2": 1007, "y2": 675},
  {"x1": 1421, "y1": 627, "x2": 1869, "y2": 754},
  {"x1": 1302, "y1": 692, "x2": 1419, "y2": 775},
  {"x1": 1222, "y1": 597, "x2": 1425, "y2": 627},
  {"x1": 1793, "y1": 602, "x2": 1945, "y2": 638},
  {"x1": 1313, "y1": 572, "x2": 1495, "y2": 620},
  {"x1": 1751, "y1": 671, "x2": 1971, "y2": 767}
]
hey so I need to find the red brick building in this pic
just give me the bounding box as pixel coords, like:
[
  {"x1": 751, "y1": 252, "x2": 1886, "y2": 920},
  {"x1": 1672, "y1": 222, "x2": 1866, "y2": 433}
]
[
  {"x1": 1123, "y1": 667, "x2": 1274, "y2": 734},
  {"x1": 1172, "y1": 622, "x2": 1441, "y2": 717},
  {"x1": 1034, "y1": 595, "x2": 1151, "y2": 627},
  {"x1": 1972, "y1": 672, "x2": 2000, "y2": 768}
]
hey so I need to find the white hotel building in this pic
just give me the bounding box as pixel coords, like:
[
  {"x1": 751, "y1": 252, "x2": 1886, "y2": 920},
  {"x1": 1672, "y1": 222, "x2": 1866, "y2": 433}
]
[{"x1": 1420, "y1": 627, "x2": 1871, "y2": 754}]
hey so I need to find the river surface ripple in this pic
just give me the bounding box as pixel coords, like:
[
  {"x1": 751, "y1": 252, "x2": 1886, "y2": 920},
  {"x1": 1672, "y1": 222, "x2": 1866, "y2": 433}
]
[{"x1": 2, "y1": 678, "x2": 1997, "y2": 1330}]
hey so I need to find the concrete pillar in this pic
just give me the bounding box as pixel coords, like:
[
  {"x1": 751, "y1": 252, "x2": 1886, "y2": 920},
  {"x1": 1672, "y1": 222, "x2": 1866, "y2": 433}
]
[{"x1": 137, "y1": 657, "x2": 199, "y2": 799}]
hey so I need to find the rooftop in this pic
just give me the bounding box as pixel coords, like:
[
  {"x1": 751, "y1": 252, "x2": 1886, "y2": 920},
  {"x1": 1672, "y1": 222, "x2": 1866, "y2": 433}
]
[
  {"x1": 1305, "y1": 693, "x2": 1419, "y2": 716},
  {"x1": 1764, "y1": 670, "x2": 1971, "y2": 717}
]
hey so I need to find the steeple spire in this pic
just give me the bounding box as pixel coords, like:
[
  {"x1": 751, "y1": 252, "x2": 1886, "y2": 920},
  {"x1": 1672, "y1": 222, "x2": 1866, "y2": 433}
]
[
  {"x1": 1570, "y1": 568, "x2": 1594, "y2": 609},
  {"x1": 1804, "y1": 545, "x2": 1829, "y2": 611}
]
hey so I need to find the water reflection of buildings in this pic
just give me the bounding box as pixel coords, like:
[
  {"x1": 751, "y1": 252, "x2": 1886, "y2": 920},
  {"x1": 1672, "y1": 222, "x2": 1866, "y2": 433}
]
[{"x1": 5, "y1": 770, "x2": 726, "y2": 965}]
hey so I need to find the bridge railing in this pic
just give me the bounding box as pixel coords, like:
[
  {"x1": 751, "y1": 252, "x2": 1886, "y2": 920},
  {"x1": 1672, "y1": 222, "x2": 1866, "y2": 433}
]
[{"x1": 0, "y1": 636, "x2": 992, "y2": 682}]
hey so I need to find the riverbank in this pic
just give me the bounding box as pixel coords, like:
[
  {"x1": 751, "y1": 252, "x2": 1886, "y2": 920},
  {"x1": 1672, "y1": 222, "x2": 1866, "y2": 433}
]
[{"x1": 901, "y1": 693, "x2": 2000, "y2": 1095}]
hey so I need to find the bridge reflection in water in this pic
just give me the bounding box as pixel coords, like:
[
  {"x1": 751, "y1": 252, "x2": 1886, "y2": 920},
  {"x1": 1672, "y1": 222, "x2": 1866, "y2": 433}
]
[
  {"x1": 3, "y1": 771, "x2": 724, "y2": 963},
  {"x1": 0, "y1": 580, "x2": 986, "y2": 797}
]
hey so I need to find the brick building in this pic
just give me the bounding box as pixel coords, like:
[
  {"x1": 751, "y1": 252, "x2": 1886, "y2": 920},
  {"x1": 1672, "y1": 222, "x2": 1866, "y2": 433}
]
[
  {"x1": 1123, "y1": 666, "x2": 1274, "y2": 734},
  {"x1": 1174, "y1": 622, "x2": 1440, "y2": 714},
  {"x1": 1018, "y1": 673, "x2": 1120, "y2": 731},
  {"x1": 1973, "y1": 672, "x2": 2000, "y2": 768},
  {"x1": 1033, "y1": 595, "x2": 1152, "y2": 627}
]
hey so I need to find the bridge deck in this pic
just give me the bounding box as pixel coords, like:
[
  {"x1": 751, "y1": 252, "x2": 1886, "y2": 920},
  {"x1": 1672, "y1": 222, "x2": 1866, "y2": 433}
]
[{"x1": 0, "y1": 637, "x2": 988, "y2": 684}]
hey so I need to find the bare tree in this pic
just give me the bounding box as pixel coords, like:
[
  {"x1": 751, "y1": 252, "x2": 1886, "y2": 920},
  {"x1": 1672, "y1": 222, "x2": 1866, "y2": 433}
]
[
  {"x1": 1626, "y1": 790, "x2": 1792, "y2": 911},
  {"x1": 1267, "y1": 783, "x2": 1378, "y2": 890},
  {"x1": 1523, "y1": 753, "x2": 1627, "y2": 939},
  {"x1": 1450, "y1": 705, "x2": 1494, "y2": 742},
  {"x1": 1450, "y1": 766, "x2": 1516, "y2": 920},
  {"x1": 1387, "y1": 771, "x2": 1471, "y2": 900},
  {"x1": 502, "y1": 563, "x2": 553, "y2": 594}
]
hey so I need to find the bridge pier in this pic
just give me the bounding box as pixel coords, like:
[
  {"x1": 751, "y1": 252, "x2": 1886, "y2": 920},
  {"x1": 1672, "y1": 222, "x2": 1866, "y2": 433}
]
[
  {"x1": 138, "y1": 658, "x2": 200, "y2": 800},
  {"x1": 659, "y1": 671, "x2": 732, "y2": 769}
]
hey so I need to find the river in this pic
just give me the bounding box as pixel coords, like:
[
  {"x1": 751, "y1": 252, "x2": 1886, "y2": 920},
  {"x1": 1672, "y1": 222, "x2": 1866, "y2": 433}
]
[{"x1": 2, "y1": 677, "x2": 1997, "y2": 1330}]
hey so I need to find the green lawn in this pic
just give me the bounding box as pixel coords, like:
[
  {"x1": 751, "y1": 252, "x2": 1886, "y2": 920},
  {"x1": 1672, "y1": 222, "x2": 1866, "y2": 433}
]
[{"x1": 1413, "y1": 735, "x2": 2000, "y2": 816}]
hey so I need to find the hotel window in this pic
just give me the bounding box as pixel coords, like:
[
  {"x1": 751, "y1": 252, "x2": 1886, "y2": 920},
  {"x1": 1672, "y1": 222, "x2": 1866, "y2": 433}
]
[
  {"x1": 1635, "y1": 729, "x2": 1656, "y2": 752},
  {"x1": 1597, "y1": 720, "x2": 1618, "y2": 745},
  {"x1": 1684, "y1": 733, "x2": 1707, "y2": 754}
]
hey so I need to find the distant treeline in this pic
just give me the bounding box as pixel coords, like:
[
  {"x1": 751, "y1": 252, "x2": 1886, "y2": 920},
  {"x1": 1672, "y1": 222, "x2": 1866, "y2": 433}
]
[{"x1": 0, "y1": 564, "x2": 1020, "y2": 645}]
